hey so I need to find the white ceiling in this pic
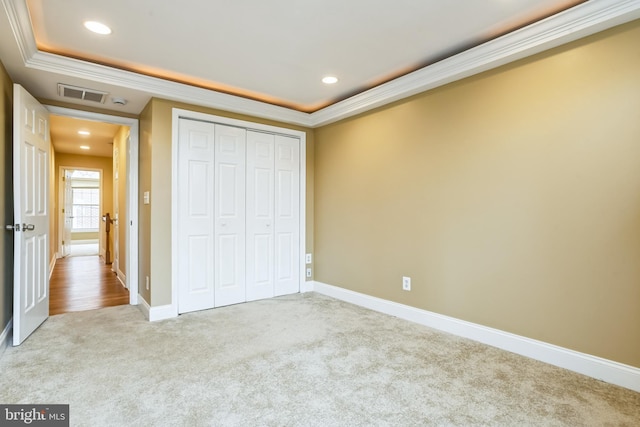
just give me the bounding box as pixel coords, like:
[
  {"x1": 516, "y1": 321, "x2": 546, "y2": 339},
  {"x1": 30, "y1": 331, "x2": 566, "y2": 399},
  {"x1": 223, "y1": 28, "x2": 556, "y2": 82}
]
[
  {"x1": 24, "y1": 0, "x2": 585, "y2": 112},
  {"x1": 1, "y1": 0, "x2": 639, "y2": 139}
]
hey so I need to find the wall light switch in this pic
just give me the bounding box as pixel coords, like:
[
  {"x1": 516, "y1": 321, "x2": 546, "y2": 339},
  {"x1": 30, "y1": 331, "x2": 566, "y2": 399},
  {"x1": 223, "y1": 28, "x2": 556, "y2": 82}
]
[{"x1": 143, "y1": 191, "x2": 150, "y2": 205}]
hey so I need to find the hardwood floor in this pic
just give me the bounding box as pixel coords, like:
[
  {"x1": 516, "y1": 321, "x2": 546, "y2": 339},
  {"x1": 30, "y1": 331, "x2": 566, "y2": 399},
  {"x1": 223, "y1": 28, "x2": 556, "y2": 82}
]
[{"x1": 49, "y1": 256, "x2": 129, "y2": 315}]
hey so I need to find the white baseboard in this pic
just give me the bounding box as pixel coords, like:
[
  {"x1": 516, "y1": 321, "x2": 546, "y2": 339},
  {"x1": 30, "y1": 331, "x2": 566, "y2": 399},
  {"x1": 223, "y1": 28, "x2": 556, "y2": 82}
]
[
  {"x1": 312, "y1": 281, "x2": 640, "y2": 393},
  {"x1": 137, "y1": 294, "x2": 150, "y2": 319},
  {"x1": 136, "y1": 295, "x2": 175, "y2": 322},
  {"x1": 149, "y1": 304, "x2": 175, "y2": 322},
  {"x1": 301, "y1": 280, "x2": 315, "y2": 293},
  {"x1": 0, "y1": 320, "x2": 13, "y2": 357},
  {"x1": 116, "y1": 269, "x2": 126, "y2": 288},
  {"x1": 129, "y1": 291, "x2": 138, "y2": 306}
]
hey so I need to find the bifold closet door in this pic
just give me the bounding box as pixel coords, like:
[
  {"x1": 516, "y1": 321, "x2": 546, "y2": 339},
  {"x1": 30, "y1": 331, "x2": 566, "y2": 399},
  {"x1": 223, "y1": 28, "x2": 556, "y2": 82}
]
[
  {"x1": 178, "y1": 119, "x2": 301, "y2": 313},
  {"x1": 246, "y1": 131, "x2": 275, "y2": 301},
  {"x1": 177, "y1": 119, "x2": 215, "y2": 314},
  {"x1": 246, "y1": 132, "x2": 300, "y2": 300},
  {"x1": 213, "y1": 124, "x2": 246, "y2": 307},
  {"x1": 274, "y1": 135, "x2": 300, "y2": 296}
]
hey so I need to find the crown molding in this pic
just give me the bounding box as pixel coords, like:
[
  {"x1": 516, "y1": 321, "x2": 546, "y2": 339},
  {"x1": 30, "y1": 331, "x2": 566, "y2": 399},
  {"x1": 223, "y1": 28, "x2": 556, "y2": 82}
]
[
  {"x1": 26, "y1": 50, "x2": 314, "y2": 127},
  {"x1": 1, "y1": 1, "x2": 313, "y2": 127},
  {"x1": 1, "y1": 0, "x2": 38, "y2": 62},
  {"x1": 4, "y1": 0, "x2": 640, "y2": 128},
  {"x1": 309, "y1": 0, "x2": 640, "y2": 127}
]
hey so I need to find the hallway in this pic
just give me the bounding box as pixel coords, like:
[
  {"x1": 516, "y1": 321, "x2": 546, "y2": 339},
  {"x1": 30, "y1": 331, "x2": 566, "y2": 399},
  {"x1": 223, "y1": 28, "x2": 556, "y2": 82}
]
[{"x1": 49, "y1": 256, "x2": 129, "y2": 315}]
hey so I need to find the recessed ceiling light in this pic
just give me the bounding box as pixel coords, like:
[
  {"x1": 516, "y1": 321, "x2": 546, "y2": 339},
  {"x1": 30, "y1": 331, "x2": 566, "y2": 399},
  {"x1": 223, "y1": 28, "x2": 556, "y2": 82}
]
[
  {"x1": 78, "y1": 130, "x2": 91, "y2": 136},
  {"x1": 84, "y1": 21, "x2": 112, "y2": 35},
  {"x1": 80, "y1": 146, "x2": 90, "y2": 150},
  {"x1": 322, "y1": 76, "x2": 338, "y2": 84}
]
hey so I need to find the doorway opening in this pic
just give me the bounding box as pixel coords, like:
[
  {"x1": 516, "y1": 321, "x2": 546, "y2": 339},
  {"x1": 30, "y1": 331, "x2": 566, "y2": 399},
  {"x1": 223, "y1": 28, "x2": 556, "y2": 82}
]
[
  {"x1": 47, "y1": 106, "x2": 140, "y2": 313},
  {"x1": 60, "y1": 168, "x2": 101, "y2": 258}
]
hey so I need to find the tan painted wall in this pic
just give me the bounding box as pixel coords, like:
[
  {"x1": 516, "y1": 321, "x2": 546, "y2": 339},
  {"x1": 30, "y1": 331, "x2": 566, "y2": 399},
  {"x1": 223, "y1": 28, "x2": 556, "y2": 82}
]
[
  {"x1": 138, "y1": 102, "x2": 152, "y2": 304},
  {"x1": 54, "y1": 154, "x2": 113, "y2": 259},
  {"x1": 139, "y1": 98, "x2": 314, "y2": 307},
  {"x1": 0, "y1": 61, "x2": 13, "y2": 336},
  {"x1": 112, "y1": 125, "x2": 128, "y2": 278},
  {"x1": 314, "y1": 20, "x2": 640, "y2": 368},
  {"x1": 71, "y1": 231, "x2": 99, "y2": 240}
]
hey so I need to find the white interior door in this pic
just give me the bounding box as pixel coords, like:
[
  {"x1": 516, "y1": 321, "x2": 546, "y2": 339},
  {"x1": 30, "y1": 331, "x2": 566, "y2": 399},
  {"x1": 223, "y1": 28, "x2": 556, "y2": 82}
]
[
  {"x1": 12, "y1": 84, "x2": 50, "y2": 346},
  {"x1": 214, "y1": 124, "x2": 246, "y2": 307},
  {"x1": 274, "y1": 135, "x2": 300, "y2": 296},
  {"x1": 246, "y1": 131, "x2": 275, "y2": 301},
  {"x1": 61, "y1": 169, "x2": 73, "y2": 257},
  {"x1": 177, "y1": 119, "x2": 215, "y2": 313}
]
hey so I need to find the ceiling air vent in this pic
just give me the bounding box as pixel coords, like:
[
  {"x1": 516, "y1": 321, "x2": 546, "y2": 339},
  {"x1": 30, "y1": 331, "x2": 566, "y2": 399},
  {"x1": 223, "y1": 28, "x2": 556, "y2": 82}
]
[{"x1": 57, "y1": 83, "x2": 108, "y2": 104}]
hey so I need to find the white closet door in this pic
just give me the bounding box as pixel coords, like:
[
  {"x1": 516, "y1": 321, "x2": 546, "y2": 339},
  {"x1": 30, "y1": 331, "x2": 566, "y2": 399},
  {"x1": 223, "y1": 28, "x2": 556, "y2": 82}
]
[
  {"x1": 214, "y1": 125, "x2": 247, "y2": 307},
  {"x1": 246, "y1": 131, "x2": 275, "y2": 301},
  {"x1": 274, "y1": 135, "x2": 300, "y2": 296},
  {"x1": 178, "y1": 119, "x2": 215, "y2": 313}
]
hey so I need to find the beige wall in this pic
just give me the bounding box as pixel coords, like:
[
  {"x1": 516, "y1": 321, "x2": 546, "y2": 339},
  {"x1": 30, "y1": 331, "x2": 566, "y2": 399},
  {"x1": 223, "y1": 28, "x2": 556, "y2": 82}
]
[
  {"x1": 0, "y1": 61, "x2": 13, "y2": 337},
  {"x1": 314, "y1": 20, "x2": 640, "y2": 368},
  {"x1": 138, "y1": 102, "x2": 152, "y2": 304},
  {"x1": 71, "y1": 231, "x2": 99, "y2": 240},
  {"x1": 112, "y1": 126, "x2": 128, "y2": 277},
  {"x1": 139, "y1": 98, "x2": 314, "y2": 307},
  {"x1": 54, "y1": 154, "x2": 113, "y2": 259}
]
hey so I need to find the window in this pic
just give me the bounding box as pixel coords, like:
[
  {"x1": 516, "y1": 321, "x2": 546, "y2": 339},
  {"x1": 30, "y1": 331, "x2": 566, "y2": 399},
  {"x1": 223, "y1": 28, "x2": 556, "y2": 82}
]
[
  {"x1": 71, "y1": 170, "x2": 100, "y2": 180},
  {"x1": 72, "y1": 188, "x2": 100, "y2": 230}
]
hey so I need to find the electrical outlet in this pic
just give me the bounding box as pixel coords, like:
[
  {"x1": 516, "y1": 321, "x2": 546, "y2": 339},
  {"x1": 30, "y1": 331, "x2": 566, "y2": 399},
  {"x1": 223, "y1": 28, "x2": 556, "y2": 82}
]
[
  {"x1": 306, "y1": 268, "x2": 312, "y2": 278},
  {"x1": 146, "y1": 276, "x2": 150, "y2": 291},
  {"x1": 402, "y1": 276, "x2": 411, "y2": 291},
  {"x1": 305, "y1": 253, "x2": 312, "y2": 264}
]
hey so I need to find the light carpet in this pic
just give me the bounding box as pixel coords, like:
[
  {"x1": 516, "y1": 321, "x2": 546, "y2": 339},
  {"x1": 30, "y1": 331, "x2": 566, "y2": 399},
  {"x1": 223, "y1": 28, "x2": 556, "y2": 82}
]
[
  {"x1": 1, "y1": 293, "x2": 638, "y2": 426},
  {"x1": 69, "y1": 242, "x2": 99, "y2": 257}
]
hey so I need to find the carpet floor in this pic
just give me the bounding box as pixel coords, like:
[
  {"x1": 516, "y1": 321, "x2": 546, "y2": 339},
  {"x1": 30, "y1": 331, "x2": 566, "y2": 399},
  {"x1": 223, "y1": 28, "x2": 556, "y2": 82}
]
[
  {"x1": 1, "y1": 293, "x2": 638, "y2": 426},
  {"x1": 69, "y1": 242, "x2": 99, "y2": 257}
]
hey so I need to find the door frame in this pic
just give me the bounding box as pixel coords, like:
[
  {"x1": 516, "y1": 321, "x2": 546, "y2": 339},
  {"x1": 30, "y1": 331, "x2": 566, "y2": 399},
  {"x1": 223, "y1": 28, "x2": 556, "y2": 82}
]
[
  {"x1": 57, "y1": 166, "x2": 103, "y2": 258},
  {"x1": 47, "y1": 106, "x2": 140, "y2": 305},
  {"x1": 170, "y1": 108, "x2": 307, "y2": 318}
]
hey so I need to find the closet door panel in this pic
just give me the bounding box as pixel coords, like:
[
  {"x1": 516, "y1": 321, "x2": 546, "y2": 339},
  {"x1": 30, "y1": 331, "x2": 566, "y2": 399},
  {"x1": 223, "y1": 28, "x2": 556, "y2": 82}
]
[
  {"x1": 178, "y1": 119, "x2": 215, "y2": 313},
  {"x1": 214, "y1": 125, "x2": 246, "y2": 307},
  {"x1": 179, "y1": 117, "x2": 302, "y2": 313},
  {"x1": 246, "y1": 131, "x2": 275, "y2": 301},
  {"x1": 274, "y1": 135, "x2": 300, "y2": 296}
]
